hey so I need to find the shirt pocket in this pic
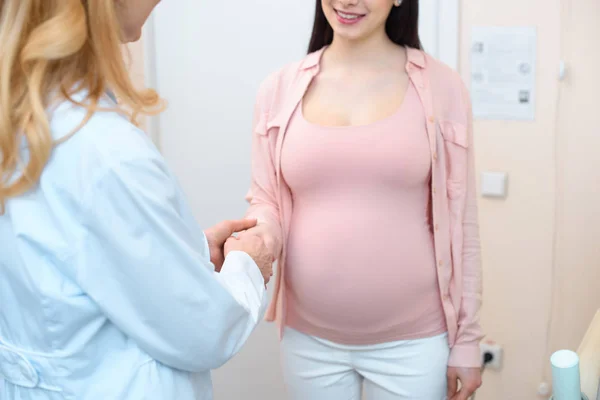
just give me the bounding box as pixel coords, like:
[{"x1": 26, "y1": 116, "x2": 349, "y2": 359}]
[
  {"x1": 439, "y1": 120, "x2": 469, "y2": 199},
  {"x1": 254, "y1": 113, "x2": 269, "y2": 136},
  {"x1": 254, "y1": 113, "x2": 280, "y2": 137}
]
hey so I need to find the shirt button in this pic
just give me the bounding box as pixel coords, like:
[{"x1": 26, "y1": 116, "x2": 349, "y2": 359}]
[
  {"x1": 438, "y1": 260, "x2": 443, "y2": 267},
  {"x1": 433, "y1": 152, "x2": 438, "y2": 161},
  {"x1": 435, "y1": 224, "x2": 439, "y2": 231},
  {"x1": 428, "y1": 116, "x2": 435, "y2": 123},
  {"x1": 443, "y1": 294, "x2": 450, "y2": 301}
]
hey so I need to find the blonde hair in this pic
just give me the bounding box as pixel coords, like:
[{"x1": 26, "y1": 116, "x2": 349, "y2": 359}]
[{"x1": 0, "y1": 0, "x2": 163, "y2": 213}]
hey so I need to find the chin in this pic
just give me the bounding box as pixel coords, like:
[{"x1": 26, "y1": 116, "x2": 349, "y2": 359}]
[
  {"x1": 330, "y1": 21, "x2": 372, "y2": 41},
  {"x1": 123, "y1": 29, "x2": 142, "y2": 44},
  {"x1": 333, "y1": 28, "x2": 368, "y2": 42}
]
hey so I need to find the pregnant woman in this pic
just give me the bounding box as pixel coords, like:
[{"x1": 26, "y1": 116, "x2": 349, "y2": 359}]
[{"x1": 242, "y1": 0, "x2": 484, "y2": 399}]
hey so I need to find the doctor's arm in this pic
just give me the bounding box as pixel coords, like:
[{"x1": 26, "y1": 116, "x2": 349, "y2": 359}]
[{"x1": 75, "y1": 155, "x2": 268, "y2": 372}]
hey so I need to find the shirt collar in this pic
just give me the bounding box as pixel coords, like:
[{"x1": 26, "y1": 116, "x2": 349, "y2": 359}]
[
  {"x1": 406, "y1": 46, "x2": 426, "y2": 68},
  {"x1": 300, "y1": 45, "x2": 426, "y2": 72},
  {"x1": 300, "y1": 47, "x2": 327, "y2": 71}
]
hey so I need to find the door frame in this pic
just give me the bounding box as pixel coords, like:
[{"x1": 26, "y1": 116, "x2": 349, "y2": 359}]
[{"x1": 419, "y1": 0, "x2": 460, "y2": 71}]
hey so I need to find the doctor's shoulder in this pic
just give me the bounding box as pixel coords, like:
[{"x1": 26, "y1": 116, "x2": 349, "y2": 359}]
[
  {"x1": 45, "y1": 94, "x2": 168, "y2": 202},
  {"x1": 49, "y1": 94, "x2": 163, "y2": 173}
]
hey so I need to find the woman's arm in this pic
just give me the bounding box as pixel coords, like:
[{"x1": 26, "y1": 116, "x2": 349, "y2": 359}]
[
  {"x1": 75, "y1": 153, "x2": 267, "y2": 373},
  {"x1": 243, "y1": 76, "x2": 284, "y2": 259},
  {"x1": 448, "y1": 85, "x2": 485, "y2": 369}
]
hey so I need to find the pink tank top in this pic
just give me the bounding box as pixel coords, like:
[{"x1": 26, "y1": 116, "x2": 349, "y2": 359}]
[{"x1": 281, "y1": 82, "x2": 447, "y2": 345}]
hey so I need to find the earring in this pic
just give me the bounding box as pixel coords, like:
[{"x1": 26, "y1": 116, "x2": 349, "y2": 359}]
[{"x1": 394, "y1": 0, "x2": 402, "y2": 6}]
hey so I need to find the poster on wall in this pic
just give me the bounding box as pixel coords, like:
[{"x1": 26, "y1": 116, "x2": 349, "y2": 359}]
[{"x1": 470, "y1": 26, "x2": 537, "y2": 121}]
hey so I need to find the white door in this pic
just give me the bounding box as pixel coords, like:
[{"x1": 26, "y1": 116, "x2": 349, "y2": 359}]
[{"x1": 145, "y1": 2, "x2": 458, "y2": 399}]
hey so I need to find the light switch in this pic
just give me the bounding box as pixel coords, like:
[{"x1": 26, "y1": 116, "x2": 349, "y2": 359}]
[{"x1": 481, "y1": 172, "x2": 508, "y2": 198}]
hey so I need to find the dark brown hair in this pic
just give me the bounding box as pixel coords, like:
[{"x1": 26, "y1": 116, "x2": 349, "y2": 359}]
[{"x1": 307, "y1": 0, "x2": 422, "y2": 53}]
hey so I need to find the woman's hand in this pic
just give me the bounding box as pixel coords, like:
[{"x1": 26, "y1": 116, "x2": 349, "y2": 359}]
[
  {"x1": 447, "y1": 367, "x2": 482, "y2": 400},
  {"x1": 224, "y1": 235, "x2": 274, "y2": 285},
  {"x1": 204, "y1": 219, "x2": 257, "y2": 271},
  {"x1": 238, "y1": 223, "x2": 280, "y2": 261}
]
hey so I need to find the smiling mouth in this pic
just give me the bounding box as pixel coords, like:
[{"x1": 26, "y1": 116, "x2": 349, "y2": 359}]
[{"x1": 334, "y1": 9, "x2": 366, "y2": 23}]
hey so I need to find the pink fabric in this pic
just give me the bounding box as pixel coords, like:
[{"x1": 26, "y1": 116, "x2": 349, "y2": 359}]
[
  {"x1": 281, "y1": 84, "x2": 447, "y2": 344},
  {"x1": 244, "y1": 47, "x2": 484, "y2": 368}
]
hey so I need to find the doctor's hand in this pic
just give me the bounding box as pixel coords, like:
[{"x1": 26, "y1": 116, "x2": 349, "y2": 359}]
[
  {"x1": 224, "y1": 235, "x2": 273, "y2": 285},
  {"x1": 204, "y1": 219, "x2": 257, "y2": 271},
  {"x1": 447, "y1": 367, "x2": 482, "y2": 400}
]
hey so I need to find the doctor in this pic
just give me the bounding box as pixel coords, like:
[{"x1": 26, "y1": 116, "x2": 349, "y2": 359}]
[{"x1": 0, "y1": 0, "x2": 272, "y2": 399}]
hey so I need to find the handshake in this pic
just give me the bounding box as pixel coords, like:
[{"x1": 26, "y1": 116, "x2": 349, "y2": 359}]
[{"x1": 204, "y1": 218, "x2": 275, "y2": 284}]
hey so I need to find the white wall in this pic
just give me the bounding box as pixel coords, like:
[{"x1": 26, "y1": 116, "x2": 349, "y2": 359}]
[
  {"x1": 150, "y1": 3, "x2": 314, "y2": 397},
  {"x1": 150, "y1": 2, "x2": 313, "y2": 398},
  {"x1": 147, "y1": 1, "x2": 455, "y2": 398}
]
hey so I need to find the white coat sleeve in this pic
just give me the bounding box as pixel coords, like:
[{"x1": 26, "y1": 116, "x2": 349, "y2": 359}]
[{"x1": 75, "y1": 155, "x2": 267, "y2": 372}]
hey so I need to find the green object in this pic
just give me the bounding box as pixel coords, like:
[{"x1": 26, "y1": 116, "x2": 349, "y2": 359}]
[{"x1": 551, "y1": 350, "x2": 583, "y2": 400}]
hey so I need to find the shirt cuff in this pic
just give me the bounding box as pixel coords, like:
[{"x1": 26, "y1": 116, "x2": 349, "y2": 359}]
[
  {"x1": 244, "y1": 214, "x2": 267, "y2": 227},
  {"x1": 214, "y1": 251, "x2": 268, "y2": 321},
  {"x1": 448, "y1": 343, "x2": 482, "y2": 368}
]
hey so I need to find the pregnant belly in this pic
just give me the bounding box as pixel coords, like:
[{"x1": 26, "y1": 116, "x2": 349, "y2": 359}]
[{"x1": 284, "y1": 205, "x2": 443, "y2": 336}]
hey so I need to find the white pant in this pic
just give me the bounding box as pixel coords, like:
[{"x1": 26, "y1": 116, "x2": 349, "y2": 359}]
[{"x1": 281, "y1": 328, "x2": 450, "y2": 400}]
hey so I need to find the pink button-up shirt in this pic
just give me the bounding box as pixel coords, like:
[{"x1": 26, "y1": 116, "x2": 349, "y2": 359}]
[{"x1": 245, "y1": 47, "x2": 484, "y2": 368}]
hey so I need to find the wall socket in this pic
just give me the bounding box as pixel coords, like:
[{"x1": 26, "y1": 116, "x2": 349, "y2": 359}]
[{"x1": 480, "y1": 341, "x2": 503, "y2": 370}]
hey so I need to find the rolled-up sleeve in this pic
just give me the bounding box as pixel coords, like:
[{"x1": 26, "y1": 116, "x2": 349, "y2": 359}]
[{"x1": 75, "y1": 155, "x2": 266, "y2": 372}]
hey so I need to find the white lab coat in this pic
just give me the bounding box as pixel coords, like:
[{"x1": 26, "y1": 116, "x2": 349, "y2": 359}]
[{"x1": 0, "y1": 93, "x2": 267, "y2": 399}]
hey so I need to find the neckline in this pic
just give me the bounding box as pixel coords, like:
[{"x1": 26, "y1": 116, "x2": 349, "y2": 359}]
[{"x1": 299, "y1": 80, "x2": 413, "y2": 130}]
